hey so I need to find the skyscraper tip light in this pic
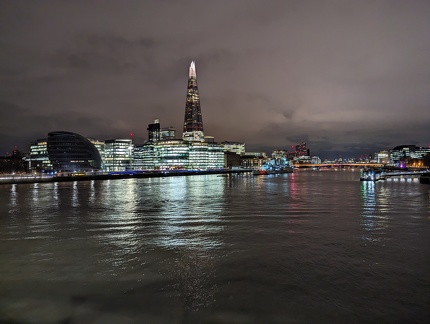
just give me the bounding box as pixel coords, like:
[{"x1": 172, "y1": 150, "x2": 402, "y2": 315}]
[{"x1": 189, "y1": 61, "x2": 197, "y2": 79}]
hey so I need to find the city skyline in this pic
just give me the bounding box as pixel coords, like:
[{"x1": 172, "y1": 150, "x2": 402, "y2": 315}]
[{"x1": 1, "y1": 1, "x2": 430, "y2": 159}]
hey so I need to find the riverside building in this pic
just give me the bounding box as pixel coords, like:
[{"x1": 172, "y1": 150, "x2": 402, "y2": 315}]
[
  {"x1": 47, "y1": 131, "x2": 102, "y2": 172},
  {"x1": 104, "y1": 139, "x2": 134, "y2": 171},
  {"x1": 28, "y1": 139, "x2": 51, "y2": 171}
]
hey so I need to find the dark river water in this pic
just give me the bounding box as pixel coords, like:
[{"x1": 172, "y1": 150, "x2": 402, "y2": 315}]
[{"x1": 1, "y1": 170, "x2": 429, "y2": 323}]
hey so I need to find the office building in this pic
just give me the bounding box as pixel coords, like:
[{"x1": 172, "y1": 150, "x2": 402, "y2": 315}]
[
  {"x1": 221, "y1": 141, "x2": 246, "y2": 155},
  {"x1": 28, "y1": 139, "x2": 52, "y2": 171},
  {"x1": 160, "y1": 126, "x2": 176, "y2": 140},
  {"x1": 390, "y1": 145, "x2": 430, "y2": 164},
  {"x1": 147, "y1": 119, "x2": 161, "y2": 142},
  {"x1": 104, "y1": 139, "x2": 134, "y2": 171}
]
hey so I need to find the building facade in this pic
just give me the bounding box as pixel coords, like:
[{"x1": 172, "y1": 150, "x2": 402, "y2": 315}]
[
  {"x1": 104, "y1": 139, "x2": 134, "y2": 171},
  {"x1": 221, "y1": 141, "x2": 246, "y2": 155},
  {"x1": 28, "y1": 139, "x2": 52, "y2": 171}
]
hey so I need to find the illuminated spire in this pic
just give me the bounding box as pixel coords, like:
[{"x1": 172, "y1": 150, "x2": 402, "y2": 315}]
[{"x1": 189, "y1": 60, "x2": 196, "y2": 79}]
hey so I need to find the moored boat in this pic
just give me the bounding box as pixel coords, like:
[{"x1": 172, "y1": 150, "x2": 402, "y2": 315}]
[
  {"x1": 253, "y1": 167, "x2": 294, "y2": 176},
  {"x1": 360, "y1": 168, "x2": 384, "y2": 181}
]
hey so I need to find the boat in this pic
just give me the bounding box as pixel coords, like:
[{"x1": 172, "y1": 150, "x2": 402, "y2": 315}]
[
  {"x1": 253, "y1": 155, "x2": 294, "y2": 176},
  {"x1": 360, "y1": 168, "x2": 384, "y2": 181},
  {"x1": 253, "y1": 167, "x2": 294, "y2": 176}
]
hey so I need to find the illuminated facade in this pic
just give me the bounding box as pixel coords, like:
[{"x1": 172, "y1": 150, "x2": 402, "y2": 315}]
[
  {"x1": 131, "y1": 139, "x2": 224, "y2": 170},
  {"x1": 240, "y1": 152, "x2": 267, "y2": 168},
  {"x1": 88, "y1": 138, "x2": 105, "y2": 168},
  {"x1": 132, "y1": 143, "x2": 155, "y2": 170},
  {"x1": 221, "y1": 141, "x2": 246, "y2": 155},
  {"x1": 104, "y1": 139, "x2": 134, "y2": 171},
  {"x1": 375, "y1": 150, "x2": 390, "y2": 164},
  {"x1": 390, "y1": 145, "x2": 430, "y2": 165},
  {"x1": 295, "y1": 141, "x2": 309, "y2": 157},
  {"x1": 28, "y1": 139, "x2": 52, "y2": 171},
  {"x1": 183, "y1": 61, "x2": 204, "y2": 142},
  {"x1": 147, "y1": 119, "x2": 161, "y2": 142},
  {"x1": 160, "y1": 126, "x2": 176, "y2": 140},
  {"x1": 155, "y1": 140, "x2": 190, "y2": 169},
  {"x1": 47, "y1": 131, "x2": 102, "y2": 172}
]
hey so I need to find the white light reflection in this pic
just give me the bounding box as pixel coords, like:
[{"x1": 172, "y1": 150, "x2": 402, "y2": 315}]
[
  {"x1": 8, "y1": 184, "x2": 19, "y2": 216},
  {"x1": 71, "y1": 181, "x2": 79, "y2": 208},
  {"x1": 154, "y1": 176, "x2": 225, "y2": 310},
  {"x1": 32, "y1": 183, "x2": 39, "y2": 202},
  {"x1": 10, "y1": 184, "x2": 17, "y2": 206},
  {"x1": 92, "y1": 179, "x2": 142, "y2": 271},
  {"x1": 52, "y1": 182, "x2": 59, "y2": 201},
  {"x1": 88, "y1": 180, "x2": 96, "y2": 205},
  {"x1": 360, "y1": 181, "x2": 388, "y2": 243},
  {"x1": 156, "y1": 176, "x2": 224, "y2": 250}
]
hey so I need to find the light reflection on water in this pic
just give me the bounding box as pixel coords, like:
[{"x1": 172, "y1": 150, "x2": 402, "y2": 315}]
[
  {"x1": 0, "y1": 171, "x2": 429, "y2": 322},
  {"x1": 360, "y1": 181, "x2": 388, "y2": 243}
]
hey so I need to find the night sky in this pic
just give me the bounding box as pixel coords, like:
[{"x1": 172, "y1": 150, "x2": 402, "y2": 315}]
[{"x1": 1, "y1": 0, "x2": 429, "y2": 159}]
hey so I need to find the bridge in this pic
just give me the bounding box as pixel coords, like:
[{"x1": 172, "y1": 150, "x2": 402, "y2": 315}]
[{"x1": 293, "y1": 163, "x2": 384, "y2": 169}]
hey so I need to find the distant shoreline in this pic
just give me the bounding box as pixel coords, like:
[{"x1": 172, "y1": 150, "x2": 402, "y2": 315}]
[{"x1": 0, "y1": 169, "x2": 252, "y2": 185}]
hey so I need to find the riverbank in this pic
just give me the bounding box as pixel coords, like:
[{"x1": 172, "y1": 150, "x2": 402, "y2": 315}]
[{"x1": 0, "y1": 169, "x2": 252, "y2": 185}]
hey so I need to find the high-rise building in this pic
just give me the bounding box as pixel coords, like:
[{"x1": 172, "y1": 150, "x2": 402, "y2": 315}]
[
  {"x1": 147, "y1": 119, "x2": 161, "y2": 142},
  {"x1": 183, "y1": 61, "x2": 204, "y2": 142},
  {"x1": 295, "y1": 141, "x2": 309, "y2": 157}
]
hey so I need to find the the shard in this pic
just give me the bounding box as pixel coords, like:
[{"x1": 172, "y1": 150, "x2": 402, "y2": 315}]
[{"x1": 183, "y1": 61, "x2": 204, "y2": 141}]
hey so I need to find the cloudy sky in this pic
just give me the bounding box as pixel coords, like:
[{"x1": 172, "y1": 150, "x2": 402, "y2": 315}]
[{"x1": 1, "y1": 0, "x2": 429, "y2": 158}]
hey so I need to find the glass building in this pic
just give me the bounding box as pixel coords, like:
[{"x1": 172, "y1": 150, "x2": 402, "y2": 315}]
[
  {"x1": 390, "y1": 145, "x2": 430, "y2": 165},
  {"x1": 155, "y1": 140, "x2": 190, "y2": 170},
  {"x1": 28, "y1": 139, "x2": 52, "y2": 171},
  {"x1": 147, "y1": 119, "x2": 161, "y2": 142},
  {"x1": 132, "y1": 143, "x2": 156, "y2": 170},
  {"x1": 131, "y1": 139, "x2": 224, "y2": 171},
  {"x1": 104, "y1": 139, "x2": 134, "y2": 171},
  {"x1": 183, "y1": 61, "x2": 204, "y2": 142},
  {"x1": 47, "y1": 131, "x2": 102, "y2": 172}
]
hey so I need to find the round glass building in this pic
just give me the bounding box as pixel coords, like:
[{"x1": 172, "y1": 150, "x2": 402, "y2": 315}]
[{"x1": 47, "y1": 131, "x2": 102, "y2": 172}]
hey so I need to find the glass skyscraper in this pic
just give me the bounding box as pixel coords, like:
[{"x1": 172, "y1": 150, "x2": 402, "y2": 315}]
[{"x1": 183, "y1": 61, "x2": 204, "y2": 142}]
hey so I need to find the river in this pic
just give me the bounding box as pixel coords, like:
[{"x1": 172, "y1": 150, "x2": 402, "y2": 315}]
[{"x1": 0, "y1": 170, "x2": 429, "y2": 322}]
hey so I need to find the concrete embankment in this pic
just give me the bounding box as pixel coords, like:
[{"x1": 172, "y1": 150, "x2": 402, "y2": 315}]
[{"x1": 0, "y1": 170, "x2": 251, "y2": 185}]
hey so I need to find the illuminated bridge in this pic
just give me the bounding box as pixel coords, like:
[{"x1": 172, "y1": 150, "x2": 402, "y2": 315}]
[{"x1": 293, "y1": 163, "x2": 384, "y2": 169}]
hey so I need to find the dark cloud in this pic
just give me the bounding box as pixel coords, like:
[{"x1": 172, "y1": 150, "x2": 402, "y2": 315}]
[{"x1": 1, "y1": 0, "x2": 429, "y2": 157}]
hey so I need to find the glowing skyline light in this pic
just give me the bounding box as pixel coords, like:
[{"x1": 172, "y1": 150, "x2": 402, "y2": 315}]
[{"x1": 189, "y1": 61, "x2": 197, "y2": 79}]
